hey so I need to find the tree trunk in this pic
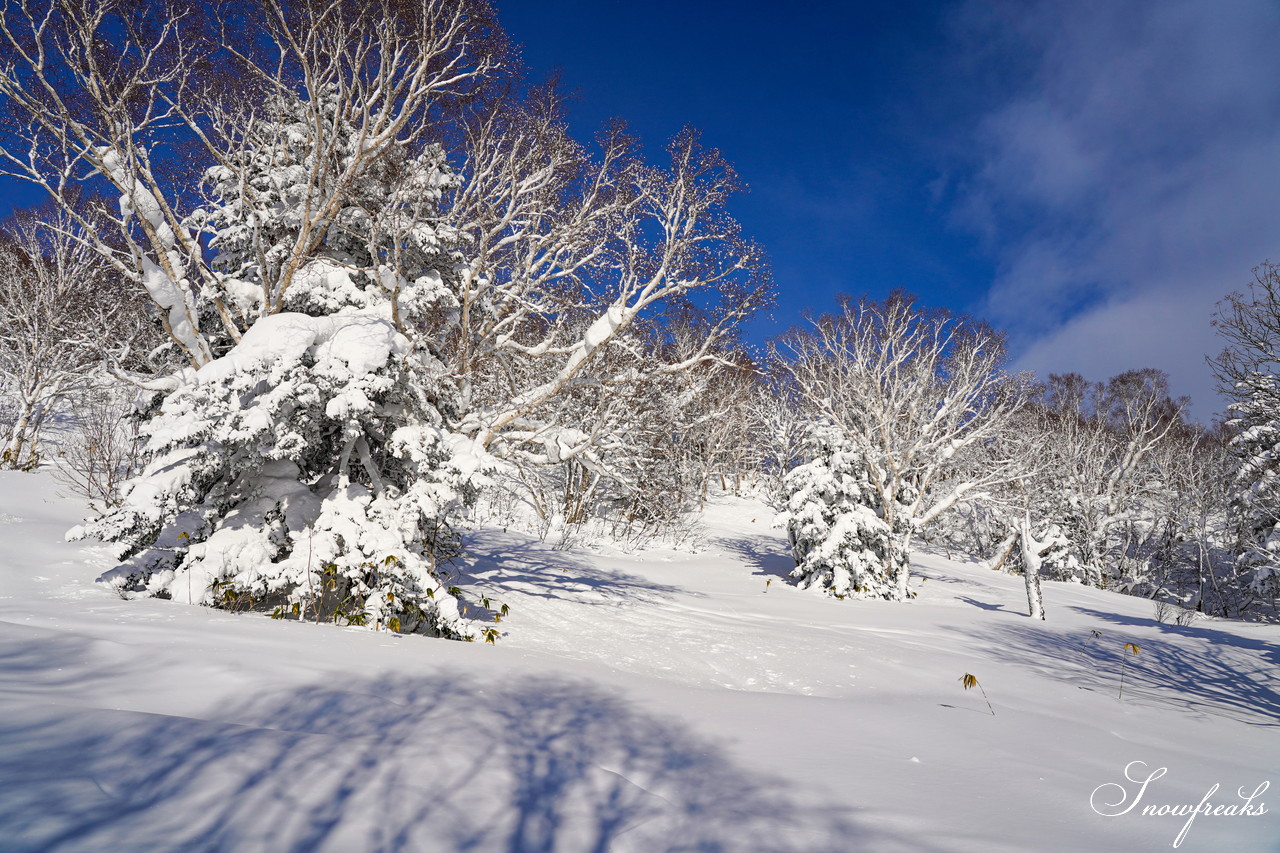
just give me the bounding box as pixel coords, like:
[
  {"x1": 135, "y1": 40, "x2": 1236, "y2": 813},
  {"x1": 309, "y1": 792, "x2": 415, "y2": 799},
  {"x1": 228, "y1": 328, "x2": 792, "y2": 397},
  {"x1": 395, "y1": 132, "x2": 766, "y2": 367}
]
[
  {"x1": 988, "y1": 532, "x2": 1018, "y2": 573},
  {"x1": 1, "y1": 397, "x2": 38, "y2": 469},
  {"x1": 562, "y1": 459, "x2": 592, "y2": 525},
  {"x1": 1017, "y1": 520, "x2": 1047, "y2": 620},
  {"x1": 890, "y1": 528, "x2": 913, "y2": 599}
]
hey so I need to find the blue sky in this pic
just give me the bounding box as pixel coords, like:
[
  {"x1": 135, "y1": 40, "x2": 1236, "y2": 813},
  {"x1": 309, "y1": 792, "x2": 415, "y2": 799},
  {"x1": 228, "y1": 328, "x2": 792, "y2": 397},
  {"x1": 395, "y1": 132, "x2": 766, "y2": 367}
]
[
  {"x1": 497, "y1": 1, "x2": 993, "y2": 332},
  {"x1": 496, "y1": 0, "x2": 1280, "y2": 421},
  {"x1": 2, "y1": 0, "x2": 1276, "y2": 420}
]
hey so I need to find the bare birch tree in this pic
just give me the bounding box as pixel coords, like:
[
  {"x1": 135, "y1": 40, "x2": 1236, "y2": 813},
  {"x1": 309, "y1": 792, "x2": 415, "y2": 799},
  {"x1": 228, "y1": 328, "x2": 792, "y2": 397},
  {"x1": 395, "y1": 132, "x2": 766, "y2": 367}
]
[
  {"x1": 0, "y1": 209, "x2": 151, "y2": 468},
  {"x1": 447, "y1": 95, "x2": 770, "y2": 464},
  {"x1": 1028, "y1": 371, "x2": 1188, "y2": 587},
  {"x1": 0, "y1": 0, "x2": 500, "y2": 370}
]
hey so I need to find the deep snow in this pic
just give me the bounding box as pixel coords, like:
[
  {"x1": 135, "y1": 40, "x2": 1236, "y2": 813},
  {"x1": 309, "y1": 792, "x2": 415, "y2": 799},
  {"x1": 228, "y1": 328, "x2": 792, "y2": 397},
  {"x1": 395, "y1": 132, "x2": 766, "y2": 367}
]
[{"x1": 0, "y1": 470, "x2": 1276, "y2": 852}]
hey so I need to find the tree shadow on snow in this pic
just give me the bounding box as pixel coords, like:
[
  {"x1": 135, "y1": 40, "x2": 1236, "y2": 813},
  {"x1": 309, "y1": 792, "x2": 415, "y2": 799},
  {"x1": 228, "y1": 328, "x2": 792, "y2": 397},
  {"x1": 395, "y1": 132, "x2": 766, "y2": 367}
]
[
  {"x1": 0, "y1": 622, "x2": 146, "y2": 700},
  {"x1": 956, "y1": 596, "x2": 1008, "y2": 613},
  {"x1": 0, "y1": 671, "x2": 942, "y2": 853},
  {"x1": 715, "y1": 535, "x2": 795, "y2": 582},
  {"x1": 458, "y1": 532, "x2": 682, "y2": 607},
  {"x1": 952, "y1": 607, "x2": 1280, "y2": 728}
]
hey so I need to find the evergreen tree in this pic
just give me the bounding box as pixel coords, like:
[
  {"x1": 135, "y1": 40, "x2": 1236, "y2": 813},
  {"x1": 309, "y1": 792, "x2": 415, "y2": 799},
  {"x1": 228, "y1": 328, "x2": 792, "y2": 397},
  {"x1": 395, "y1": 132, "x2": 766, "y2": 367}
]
[
  {"x1": 779, "y1": 427, "x2": 911, "y2": 600},
  {"x1": 1222, "y1": 371, "x2": 1280, "y2": 599},
  {"x1": 78, "y1": 92, "x2": 490, "y2": 637},
  {"x1": 1211, "y1": 262, "x2": 1280, "y2": 602}
]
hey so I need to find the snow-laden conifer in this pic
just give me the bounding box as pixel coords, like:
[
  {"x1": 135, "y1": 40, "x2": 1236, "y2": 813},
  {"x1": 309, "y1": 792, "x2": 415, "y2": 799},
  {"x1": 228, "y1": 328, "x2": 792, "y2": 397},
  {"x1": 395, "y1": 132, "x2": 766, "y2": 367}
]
[
  {"x1": 779, "y1": 427, "x2": 910, "y2": 600},
  {"x1": 1222, "y1": 371, "x2": 1280, "y2": 599},
  {"x1": 1210, "y1": 263, "x2": 1280, "y2": 603},
  {"x1": 79, "y1": 310, "x2": 488, "y2": 636},
  {"x1": 76, "y1": 85, "x2": 491, "y2": 637}
]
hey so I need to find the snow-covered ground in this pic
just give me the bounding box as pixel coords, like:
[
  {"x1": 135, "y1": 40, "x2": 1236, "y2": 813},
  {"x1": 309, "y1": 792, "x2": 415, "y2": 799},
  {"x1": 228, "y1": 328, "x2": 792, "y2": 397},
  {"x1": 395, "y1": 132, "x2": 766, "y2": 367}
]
[{"x1": 1, "y1": 469, "x2": 1276, "y2": 852}]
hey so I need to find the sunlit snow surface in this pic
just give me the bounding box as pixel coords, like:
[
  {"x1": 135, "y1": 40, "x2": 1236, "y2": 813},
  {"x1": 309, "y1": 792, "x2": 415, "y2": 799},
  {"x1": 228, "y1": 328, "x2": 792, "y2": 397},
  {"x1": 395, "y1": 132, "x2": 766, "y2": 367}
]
[{"x1": 0, "y1": 470, "x2": 1276, "y2": 852}]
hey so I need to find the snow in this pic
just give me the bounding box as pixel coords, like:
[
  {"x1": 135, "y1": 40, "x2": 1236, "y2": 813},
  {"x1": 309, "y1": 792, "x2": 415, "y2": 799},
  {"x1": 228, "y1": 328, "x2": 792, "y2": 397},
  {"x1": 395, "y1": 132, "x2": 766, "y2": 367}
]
[
  {"x1": 1, "y1": 469, "x2": 1277, "y2": 852},
  {"x1": 98, "y1": 148, "x2": 211, "y2": 366},
  {"x1": 582, "y1": 303, "x2": 626, "y2": 352}
]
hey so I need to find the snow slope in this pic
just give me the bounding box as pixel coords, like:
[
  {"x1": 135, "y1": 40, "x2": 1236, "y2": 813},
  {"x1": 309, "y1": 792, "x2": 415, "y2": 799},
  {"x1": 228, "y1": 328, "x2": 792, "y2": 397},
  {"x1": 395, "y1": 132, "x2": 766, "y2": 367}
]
[{"x1": 0, "y1": 470, "x2": 1276, "y2": 852}]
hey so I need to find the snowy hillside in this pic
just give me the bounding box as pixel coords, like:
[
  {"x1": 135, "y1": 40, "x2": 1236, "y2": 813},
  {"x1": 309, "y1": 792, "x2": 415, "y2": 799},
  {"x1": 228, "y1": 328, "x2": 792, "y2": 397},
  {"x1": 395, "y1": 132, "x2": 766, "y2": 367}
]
[{"x1": 1, "y1": 469, "x2": 1276, "y2": 853}]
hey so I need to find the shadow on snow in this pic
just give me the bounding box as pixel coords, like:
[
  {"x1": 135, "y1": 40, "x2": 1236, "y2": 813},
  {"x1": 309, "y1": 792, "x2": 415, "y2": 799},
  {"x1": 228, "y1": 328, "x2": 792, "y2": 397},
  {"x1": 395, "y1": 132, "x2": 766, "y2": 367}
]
[
  {"x1": 714, "y1": 535, "x2": 794, "y2": 583},
  {"x1": 0, "y1": 661, "x2": 941, "y2": 852},
  {"x1": 952, "y1": 606, "x2": 1280, "y2": 728},
  {"x1": 456, "y1": 531, "x2": 684, "y2": 608}
]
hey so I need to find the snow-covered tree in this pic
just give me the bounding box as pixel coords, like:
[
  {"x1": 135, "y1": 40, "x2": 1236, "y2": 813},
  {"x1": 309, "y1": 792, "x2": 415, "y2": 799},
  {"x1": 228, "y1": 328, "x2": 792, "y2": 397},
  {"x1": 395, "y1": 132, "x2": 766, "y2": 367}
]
[
  {"x1": 1222, "y1": 376, "x2": 1280, "y2": 601},
  {"x1": 86, "y1": 43, "x2": 495, "y2": 633},
  {"x1": 776, "y1": 293, "x2": 1029, "y2": 598},
  {"x1": 79, "y1": 309, "x2": 489, "y2": 636},
  {"x1": 1211, "y1": 262, "x2": 1280, "y2": 602},
  {"x1": 0, "y1": 209, "x2": 153, "y2": 469},
  {"x1": 0, "y1": 0, "x2": 770, "y2": 633},
  {"x1": 1017, "y1": 371, "x2": 1189, "y2": 589},
  {"x1": 1012, "y1": 516, "x2": 1079, "y2": 620},
  {"x1": 2, "y1": 0, "x2": 503, "y2": 636},
  {"x1": 439, "y1": 88, "x2": 770, "y2": 527},
  {"x1": 778, "y1": 427, "x2": 909, "y2": 599}
]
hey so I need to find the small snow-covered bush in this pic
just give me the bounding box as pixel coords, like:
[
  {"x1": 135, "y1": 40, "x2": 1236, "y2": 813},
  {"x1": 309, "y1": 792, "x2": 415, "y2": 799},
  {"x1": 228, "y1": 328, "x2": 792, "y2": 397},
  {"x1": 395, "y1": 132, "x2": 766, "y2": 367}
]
[{"x1": 778, "y1": 432, "x2": 910, "y2": 600}]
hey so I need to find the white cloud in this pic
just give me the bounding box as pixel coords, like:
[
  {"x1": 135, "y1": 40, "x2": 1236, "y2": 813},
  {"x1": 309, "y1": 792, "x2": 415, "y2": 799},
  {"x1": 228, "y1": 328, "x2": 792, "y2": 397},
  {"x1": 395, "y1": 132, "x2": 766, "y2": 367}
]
[
  {"x1": 954, "y1": 0, "x2": 1280, "y2": 417},
  {"x1": 1013, "y1": 289, "x2": 1224, "y2": 422}
]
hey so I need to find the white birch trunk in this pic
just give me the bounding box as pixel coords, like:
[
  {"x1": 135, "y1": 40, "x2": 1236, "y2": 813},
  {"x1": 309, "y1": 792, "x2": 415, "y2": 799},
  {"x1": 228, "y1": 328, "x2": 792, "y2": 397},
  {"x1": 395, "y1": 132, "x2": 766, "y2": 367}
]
[{"x1": 1017, "y1": 519, "x2": 1047, "y2": 620}]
